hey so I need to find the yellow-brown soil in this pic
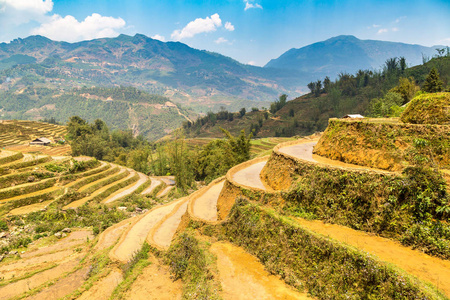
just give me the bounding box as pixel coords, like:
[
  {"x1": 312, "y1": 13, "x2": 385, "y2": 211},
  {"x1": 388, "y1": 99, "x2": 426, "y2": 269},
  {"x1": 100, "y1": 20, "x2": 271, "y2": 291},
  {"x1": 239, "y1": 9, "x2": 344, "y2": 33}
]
[
  {"x1": 192, "y1": 180, "x2": 224, "y2": 221},
  {"x1": 26, "y1": 266, "x2": 90, "y2": 300},
  {"x1": 151, "y1": 198, "x2": 189, "y2": 249},
  {"x1": 294, "y1": 217, "x2": 450, "y2": 297},
  {"x1": 124, "y1": 254, "x2": 182, "y2": 300},
  {"x1": 78, "y1": 269, "x2": 123, "y2": 300},
  {"x1": 111, "y1": 198, "x2": 184, "y2": 263},
  {"x1": 210, "y1": 241, "x2": 311, "y2": 300}
]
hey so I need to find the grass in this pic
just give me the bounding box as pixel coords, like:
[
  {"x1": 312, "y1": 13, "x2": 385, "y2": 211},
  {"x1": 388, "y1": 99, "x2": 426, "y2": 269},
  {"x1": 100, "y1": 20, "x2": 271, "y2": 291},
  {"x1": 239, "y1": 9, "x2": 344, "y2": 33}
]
[
  {"x1": 219, "y1": 198, "x2": 447, "y2": 300},
  {"x1": 110, "y1": 242, "x2": 152, "y2": 300},
  {"x1": 165, "y1": 230, "x2": 222, "y2": 300}
]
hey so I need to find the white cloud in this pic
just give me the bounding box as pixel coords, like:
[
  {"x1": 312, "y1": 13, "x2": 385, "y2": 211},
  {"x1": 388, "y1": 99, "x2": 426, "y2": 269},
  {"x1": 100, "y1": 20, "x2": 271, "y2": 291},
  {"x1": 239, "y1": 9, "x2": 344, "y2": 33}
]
[
  {"x1": 215, "y1": 37, "x2": 228, "y2": 44},
  {"x1": 224, "y1": 22, "x2": 235, "y2": 31},
  {"x1": 392, "y1": 27, "x2": 399, "y2": 32},
  {"x1": 171, "y1": 13, "x2": 222, "y2": 41},
  {"x1": 31, "y1": 13, "x2": 126, "y2": 42},
  {"x1": 244, "y1": 0, "x2": 262, "y2": 11},
  {"x1": 377, "y1": 28, "x2": 388, "y2": 34},
  {"x1": 152, "y1": 34, "x2": 165, "y2": 42},
  {"x1": 395, "y1": 16, "x2": 406, "y2": 23},
  {"x1": 247, "y1": 61, "x2": 257, "y2": 65},
  {"x1": 0, "y1": 0, "x2": 53, "y2": 25}
]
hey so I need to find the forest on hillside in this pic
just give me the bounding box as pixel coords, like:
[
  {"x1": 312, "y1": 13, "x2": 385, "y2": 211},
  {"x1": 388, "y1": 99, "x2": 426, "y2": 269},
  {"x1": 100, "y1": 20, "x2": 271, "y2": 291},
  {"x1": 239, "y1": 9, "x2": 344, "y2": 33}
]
[
  {"x1": 181, "y1": 54, "x2": 450, "y2": 138},
  {"x1": 0, "y1": 86, "x2": 191, "y2": 140},
  {"x1": 67, "y1": 116, "x2": 253, "y2": 189}
]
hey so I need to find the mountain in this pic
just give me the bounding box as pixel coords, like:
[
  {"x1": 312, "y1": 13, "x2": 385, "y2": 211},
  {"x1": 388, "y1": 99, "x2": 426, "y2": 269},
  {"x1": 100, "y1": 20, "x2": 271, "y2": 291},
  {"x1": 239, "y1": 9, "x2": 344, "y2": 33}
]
[
  {"x1": 182, "y1": 56, "x2": 450, "y2": 139},
  {"x1": 265, "y1": 35, "x2": 441, "y2": 80},
  {"x1": 0, "y1": 34, "x2": 304, "y2": 112},
  {"x1": 0, "y1": 85, "x2": 196, "y2": 141}
]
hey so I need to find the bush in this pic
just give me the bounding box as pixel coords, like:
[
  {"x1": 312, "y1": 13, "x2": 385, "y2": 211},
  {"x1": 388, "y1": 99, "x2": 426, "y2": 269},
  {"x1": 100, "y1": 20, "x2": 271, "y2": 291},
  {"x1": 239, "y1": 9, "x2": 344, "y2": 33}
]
[{"x1": 0, "y1": 220, "x2": 8, "y2": 231}]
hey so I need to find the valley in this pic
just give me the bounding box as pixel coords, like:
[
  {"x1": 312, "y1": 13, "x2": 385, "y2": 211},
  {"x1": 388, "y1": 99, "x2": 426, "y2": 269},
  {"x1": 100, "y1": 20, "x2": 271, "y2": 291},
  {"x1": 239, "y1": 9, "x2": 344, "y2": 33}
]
[
  {"x1": 0, "y1": 96, "x2": 449, "y2": 298},
  {"x1": 0, "y1": 15, "x2": 449, "y2": 299}
]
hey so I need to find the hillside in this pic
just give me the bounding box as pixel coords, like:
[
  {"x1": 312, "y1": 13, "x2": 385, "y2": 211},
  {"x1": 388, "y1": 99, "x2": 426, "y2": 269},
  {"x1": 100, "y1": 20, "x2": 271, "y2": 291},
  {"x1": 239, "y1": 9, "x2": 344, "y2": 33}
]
[
  {"x1": 0, "y1": 115, "x2": 448, "y2": 298},
  {"x1": 265, "y1": 35, "x2": 441, "y2": 80},
  {"x1": 182, "y1": 56, "x2": 450, "y2": 139},
  {"x1": 0, "y1": 34, "x2": 305, "y2": 112},
  {"x1": 0, "y1": 86, "x2": 195, "y2": 140}
]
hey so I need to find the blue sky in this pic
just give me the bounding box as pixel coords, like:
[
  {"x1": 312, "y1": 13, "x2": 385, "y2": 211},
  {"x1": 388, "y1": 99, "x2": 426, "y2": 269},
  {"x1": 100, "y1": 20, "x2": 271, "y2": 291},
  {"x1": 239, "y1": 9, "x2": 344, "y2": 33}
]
[{"x1": 1, "y1": 0, "x2": 449, "y2": 66}]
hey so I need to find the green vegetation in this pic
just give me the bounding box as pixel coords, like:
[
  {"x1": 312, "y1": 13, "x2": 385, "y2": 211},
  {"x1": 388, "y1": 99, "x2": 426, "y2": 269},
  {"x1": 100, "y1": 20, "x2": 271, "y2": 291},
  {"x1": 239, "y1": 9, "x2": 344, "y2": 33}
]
[
  {"x1": 0, "y1": 86, "x2": 191, "y2": 141},
  {"x1": 423, "y1": 67, "x2": 444, "y2": 93},
  {"x1": 314, "y1": 118, "x2": 450, "y2": 171},
  {"x1": 181, "y1": 56, "x2": 450, "y2": 139},
  {"x1": 68, "y1": 116, "x2": 253, "y2": 189},
  {"x1": 165, "y1": 231, "x2": 221, "y2": 299},
  {"x1": 111, "y1": 243, "x2": 152, "y2": 300},
  {"x1": 152, "y1": 129, "x2": 252, "y2": 188},
  {"x1": 218, "y1": 199, "x2": 444, "y2": 299},
  {"x1": 401, "y1": 92, "x2": 450, "y2": 124}
]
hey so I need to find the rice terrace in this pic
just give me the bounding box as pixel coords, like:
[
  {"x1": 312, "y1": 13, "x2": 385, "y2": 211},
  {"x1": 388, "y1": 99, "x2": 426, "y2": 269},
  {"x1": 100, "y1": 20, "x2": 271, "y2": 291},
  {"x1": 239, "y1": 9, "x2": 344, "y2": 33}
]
[{"x1": 0, "y1": 0, "x2": 450, "y2": 299}]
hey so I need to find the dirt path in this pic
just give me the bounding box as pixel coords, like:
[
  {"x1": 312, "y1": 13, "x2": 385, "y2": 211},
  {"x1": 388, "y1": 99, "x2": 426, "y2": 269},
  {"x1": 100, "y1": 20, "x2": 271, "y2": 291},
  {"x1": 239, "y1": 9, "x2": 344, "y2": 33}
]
[
  {"x1": 210, "y1": 241, "x2": 311, "y2": 300},
  {"x1": 151, "y1": 198, "x2": 189, "y2": 249},
  {"x1": 232, "y1": 161, "x2": 267, "y2": 190},
  {"x1": 294, "y1": 217, "x2": 450, "y2": 297},
  {"x1": 110, "y1": 199, "x2": 184, "y2": 263},
  {"x1": 78, "y1": 269, "x2": 123, "y2": 300},
  {"x1": 124, "y1": 254, "x2": 182, "y2": 300},
  {"x1": 103, "y1": 171, "x2": 148, "y2": 203},
  {"x1": 141, "y1": 177, "x2": 162, "y2": 195},
  {"x1": 192, "y1": 181, "x2": 224, "y2": 221}
]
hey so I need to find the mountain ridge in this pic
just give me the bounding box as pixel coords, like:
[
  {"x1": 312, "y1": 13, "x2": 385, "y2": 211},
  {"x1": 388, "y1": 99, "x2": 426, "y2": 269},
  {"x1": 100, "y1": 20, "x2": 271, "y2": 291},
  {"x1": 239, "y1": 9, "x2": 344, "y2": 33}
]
[{"x1": 265, "y1": 35, "x2": 441, "y2": 80}]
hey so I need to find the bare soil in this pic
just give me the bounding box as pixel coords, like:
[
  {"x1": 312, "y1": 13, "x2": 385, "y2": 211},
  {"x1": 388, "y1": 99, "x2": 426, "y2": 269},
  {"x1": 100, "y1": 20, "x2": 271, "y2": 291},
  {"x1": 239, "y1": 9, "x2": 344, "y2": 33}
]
[
  {"x1": 124, "y1": 254, "x2": 182, "y2": 300},
  {"x1": 295, "y1": 218, "x2": 450, "y2": 297},
  {"x1": 78, "y1": 269, "x2": 123, "y2": 300},
  {"x1": 111, "y1": 199, "x2": 184, "y2": 263},
  {"x1": 210, "y1": 241, "x2": 311, "y2": 300},
  {"x1": 152, "y1": 199, "x2": 189, "y2": 249},
  {"x1": 192, "y1": 181, "x2": 224, "y2": 221},
  {"x1": 141, "y1": 177, "x2": 162, "y2": 195},
  {"x1": 232, "y1": 161, "x2": 267, "y2": 190}
]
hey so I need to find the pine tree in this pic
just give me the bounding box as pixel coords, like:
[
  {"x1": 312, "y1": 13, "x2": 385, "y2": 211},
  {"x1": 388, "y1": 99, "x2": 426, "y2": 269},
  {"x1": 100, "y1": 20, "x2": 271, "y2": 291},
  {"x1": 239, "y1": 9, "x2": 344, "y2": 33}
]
[{"x1": 423, "y1": 67, "x2": 443, "y2": 93}]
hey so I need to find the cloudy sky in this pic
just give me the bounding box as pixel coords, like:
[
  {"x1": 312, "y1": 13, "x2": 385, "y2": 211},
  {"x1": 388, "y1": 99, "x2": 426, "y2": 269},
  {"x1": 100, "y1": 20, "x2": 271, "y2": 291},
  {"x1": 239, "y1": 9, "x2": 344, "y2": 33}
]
[{"x1": 1, "y1": 0, "x2": 449, "y2": 66}]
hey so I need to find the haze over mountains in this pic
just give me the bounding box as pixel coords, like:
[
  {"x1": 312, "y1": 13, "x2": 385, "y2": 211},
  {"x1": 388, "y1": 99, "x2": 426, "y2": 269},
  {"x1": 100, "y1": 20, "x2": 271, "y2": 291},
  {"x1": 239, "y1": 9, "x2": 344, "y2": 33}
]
[
  {"x1": 0, "y1": 34, "x2": 443, "y2": 112},
  {"x1": 266, "y1": 35, "x2": 441, "y2": 80}
]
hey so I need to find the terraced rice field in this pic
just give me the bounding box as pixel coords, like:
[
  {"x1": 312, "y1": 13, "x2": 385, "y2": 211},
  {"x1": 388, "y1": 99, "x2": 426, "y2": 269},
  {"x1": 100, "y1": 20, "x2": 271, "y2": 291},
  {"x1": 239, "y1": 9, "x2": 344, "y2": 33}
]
[
  {"x1": 0, "y1": 120, "x2": 66, "y2": 149},
  {"x1": 0, "y1": 132, "x2": 448, "y2": 299}
]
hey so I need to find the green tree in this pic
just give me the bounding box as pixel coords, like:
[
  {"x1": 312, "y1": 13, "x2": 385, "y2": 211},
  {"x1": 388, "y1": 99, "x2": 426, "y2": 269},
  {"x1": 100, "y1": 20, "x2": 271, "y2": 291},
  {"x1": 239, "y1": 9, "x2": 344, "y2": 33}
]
[
  {"x1": 389, "y1": 77, "x2": 418, "y2": 104},
  {"x1": 423, "y1": 67, "x2": 443, "y2": 93}
]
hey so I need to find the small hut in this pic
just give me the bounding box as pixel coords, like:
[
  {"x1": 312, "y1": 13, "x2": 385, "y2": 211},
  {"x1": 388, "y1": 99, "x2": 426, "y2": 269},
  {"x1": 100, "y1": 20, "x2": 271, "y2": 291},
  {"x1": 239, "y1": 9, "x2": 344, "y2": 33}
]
[
  {"x1": 342, "y1": 114, "x2": 364, "y2": 119},
  {"x1": 30, "y1": 137, "x2": 52, "y2": 146}
]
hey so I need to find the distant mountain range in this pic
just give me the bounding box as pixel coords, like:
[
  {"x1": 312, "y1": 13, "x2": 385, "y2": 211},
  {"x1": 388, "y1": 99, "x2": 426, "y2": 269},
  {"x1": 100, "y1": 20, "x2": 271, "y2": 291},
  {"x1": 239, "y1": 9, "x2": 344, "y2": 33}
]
[
  {"x1": 265, "y1": 35, "x2": 442, "y2": 80},
  {"x1": 0, "y1": 34, "x2": 444, "y2": 114},
  {"x1": 0, "y1": 34, "x2": 302, "y2": 112}
]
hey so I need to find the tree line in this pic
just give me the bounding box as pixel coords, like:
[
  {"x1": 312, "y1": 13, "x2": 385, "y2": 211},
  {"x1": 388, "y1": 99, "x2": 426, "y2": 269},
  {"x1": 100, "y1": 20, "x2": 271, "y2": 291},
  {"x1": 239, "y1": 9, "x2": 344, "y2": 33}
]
[{"x1": 66, "y1": 116, "x2": 252, "y2": 190}]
